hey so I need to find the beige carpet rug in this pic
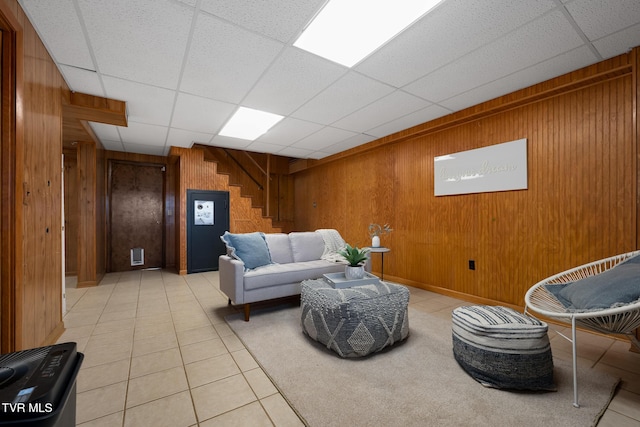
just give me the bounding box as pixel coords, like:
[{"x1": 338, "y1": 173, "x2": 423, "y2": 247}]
[{"x1": 226, "y1": 303, "x2": 620, "y2": 427}]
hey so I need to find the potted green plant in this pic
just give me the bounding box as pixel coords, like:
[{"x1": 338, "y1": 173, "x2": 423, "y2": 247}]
[{"x1": 338, "y1": 244, "x2": 369, "y2": 280}]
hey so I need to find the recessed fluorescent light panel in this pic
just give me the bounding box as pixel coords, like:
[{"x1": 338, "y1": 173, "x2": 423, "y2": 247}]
[
  {"x1": 294, "y1": 0, "x2": 444, "y2": 67},
  {"x1": 219, "y1": 107, "x2": 284, "y2": 140}
]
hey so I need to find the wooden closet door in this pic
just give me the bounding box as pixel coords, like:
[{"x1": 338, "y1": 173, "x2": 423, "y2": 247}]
[{"x1": 109, "y1": 162, "x2": 164, "y2": 272}]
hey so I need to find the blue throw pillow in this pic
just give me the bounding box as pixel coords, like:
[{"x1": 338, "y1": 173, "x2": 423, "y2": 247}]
[
  {"x1": 220, "y1": 232, "x2": 272, "y2": 270},
  {"x1": 545, "y1": 254, "x2": 640, "y2": 311}
]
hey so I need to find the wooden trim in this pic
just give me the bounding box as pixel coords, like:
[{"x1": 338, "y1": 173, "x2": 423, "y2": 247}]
[
  {"x1": 76, "y1": 280, "x2": 98, "y2": 288},
  {"x1": 65, "y1": 92, "x2": 127, "y2": 126}
]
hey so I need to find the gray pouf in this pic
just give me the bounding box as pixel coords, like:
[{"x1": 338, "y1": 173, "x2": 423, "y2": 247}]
[
  {"x1": 300, "y1": 278, "x2": 410, "y2": 358},
  {"x1": 452, "y1": 305, "x2": 555, "y2": 391}
]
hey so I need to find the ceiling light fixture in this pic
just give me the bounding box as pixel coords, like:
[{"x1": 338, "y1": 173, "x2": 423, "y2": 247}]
[
  {"x1": 294, "y1": 0, "x2": 444, "y2": 67},
  {"x1": 219, "y1": 107, "x2": 284, "y2": 140}
]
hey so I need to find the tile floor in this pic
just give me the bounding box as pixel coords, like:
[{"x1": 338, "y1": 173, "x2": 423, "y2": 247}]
[{"x1": 59, "y1": 270, "x2": 640, "y2": 426}]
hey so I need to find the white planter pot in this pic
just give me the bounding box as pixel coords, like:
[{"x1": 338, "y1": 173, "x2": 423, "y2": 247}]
[
  {"x1": 345, "y1": 265, "x2": 365, "y2": 280},
  {"x1": 371, "y1": 235, "x2": 381, "y2": 247}
]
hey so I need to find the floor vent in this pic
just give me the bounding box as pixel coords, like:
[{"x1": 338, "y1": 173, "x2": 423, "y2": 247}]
[{"x1": 131, "y1": 248, "x2": 144, "y2": 266}]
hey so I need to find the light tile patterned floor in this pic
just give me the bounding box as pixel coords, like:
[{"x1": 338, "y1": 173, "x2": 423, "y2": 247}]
[{"x1": 60, "y1": 270, "x2": 640, "y2": 426}]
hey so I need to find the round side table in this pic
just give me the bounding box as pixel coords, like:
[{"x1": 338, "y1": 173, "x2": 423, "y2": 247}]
[{"x1": 365, "y1": 246, "x2": 390, "y2": 280}]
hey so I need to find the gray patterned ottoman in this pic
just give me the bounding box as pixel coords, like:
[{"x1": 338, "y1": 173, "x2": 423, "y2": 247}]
[
  {"x1": 452, "y1": 305, "x2": 555, "y2": 391},
  {"x1": 300, "y1": 278, "x2": 410, "y2": 358}
]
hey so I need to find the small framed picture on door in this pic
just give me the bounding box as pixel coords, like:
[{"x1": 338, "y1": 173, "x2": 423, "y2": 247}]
[{"x1": 194, "y1": 200, "x2": 214, "y2": 225}]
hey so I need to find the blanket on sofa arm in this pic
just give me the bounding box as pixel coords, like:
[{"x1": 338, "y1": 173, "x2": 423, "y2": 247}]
[{"x1": 316, "y1": 228, "x2": 347, "y2": 263}]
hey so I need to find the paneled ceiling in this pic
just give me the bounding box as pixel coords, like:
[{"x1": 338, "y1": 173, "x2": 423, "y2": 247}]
[{"x1": 19, "y1": 0, "x2": 640, "y2": 159}]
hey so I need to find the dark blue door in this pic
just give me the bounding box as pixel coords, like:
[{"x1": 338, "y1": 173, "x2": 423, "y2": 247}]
[{"x1": 187, "y1": 190, "x2": 229, "y2": 273}]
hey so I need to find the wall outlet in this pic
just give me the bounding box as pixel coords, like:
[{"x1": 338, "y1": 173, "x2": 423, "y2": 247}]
[{"x1": 468, "y1": 260, "x2": 475, "y2": 270}]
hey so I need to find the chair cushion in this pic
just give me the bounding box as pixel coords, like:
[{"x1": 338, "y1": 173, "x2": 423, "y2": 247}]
[
  {"x1": 220, "y1": 231, "x2": 272, "y2": 270},
  {"x1": 545, "y1": 254, "x2": 640, "y2": 311}
]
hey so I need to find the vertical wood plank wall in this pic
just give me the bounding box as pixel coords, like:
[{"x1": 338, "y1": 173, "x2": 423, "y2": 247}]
[
  {"x1": 294, "y1": 52, "x2": 638, "y2": 308},
  {"x1": 9, "y1": 0, "x2": 66, "y2": 349},
  {"x1": 171, "y1": 147, "x2": 284, "y2": 274},
  {"x1": 77, "y1": 141, "x2": 97, "y2": 287},
  {"x1": 96, "y1": 145, "x2": 106, "y2": 280},
  {"x1": 1, "y1": 0, "x2": 22, "y2": 352},
  {"x1": 63, "y1": 151, "x2": 78, "y2": 275}
]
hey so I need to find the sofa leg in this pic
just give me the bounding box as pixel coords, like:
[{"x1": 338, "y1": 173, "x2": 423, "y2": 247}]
[
  {"x1": 244, "y1": 304, "x2": 250, "y2": 322},
  {"x1": 228, "y1": 298, "x2": 232, "y2": 306}
]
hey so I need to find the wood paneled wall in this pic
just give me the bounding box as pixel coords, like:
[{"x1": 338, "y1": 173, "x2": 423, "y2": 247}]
[
  {"x1": 0, "y1": 0, "x2": 22, "y2": 353},
  {"x1": 170, "y1": 147, "x2": 284, "y2": 274},
  {"x1": 77, "y1": 141, "x2": 97, "y2": 287},
  {"x1": 0, "y1": 0, "x2": 67, "y2": 350},
  {"x1": 63, "y1": 151, "x2": 78, "y2": 275},
  {"x1": 293, "y1": 51, "x2": 638, "y2": 309}
]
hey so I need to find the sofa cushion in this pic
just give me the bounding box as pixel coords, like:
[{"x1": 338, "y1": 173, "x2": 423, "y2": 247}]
[
  {"x1": 289, "y1": 232, "x2": 325, "y2": 262},
  {"x1": 244, "y1": 260, "x2": 344, "y2": 291},
  {"x1": 263, "y1": 233, "x2": 294, "y2": 264},
  {"x1": 220, "y1": 231, "x2": 272, "y2": 270}
]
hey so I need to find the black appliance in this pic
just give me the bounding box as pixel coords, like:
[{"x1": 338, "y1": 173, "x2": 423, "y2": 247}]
[{"x1": 0, "y1": 342, "x2": 83, "y2": 427}]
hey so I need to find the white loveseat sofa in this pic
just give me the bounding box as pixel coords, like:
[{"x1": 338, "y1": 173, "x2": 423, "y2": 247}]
[{"x1": 219, "y1": 229, "x2": 369, "y2": 321}]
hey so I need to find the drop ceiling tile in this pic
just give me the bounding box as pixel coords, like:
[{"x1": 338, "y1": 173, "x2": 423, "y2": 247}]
[
  {"x1": 78, "y1": 0, "x2": 193, "y2": 89},
  {"x1": 255, "y1": 117, "x2": 323, "y2": 146},
  {"x1": 98, "y1": 139, "x2": 125, "y2": 151},
  {"x1": 593, "y1": 22, "x2": 640, "y2": 59},
  {"x1": 275, "y1": 146, "x2": 314, "y2": 159},
  {"x1": 117, "y1": 122, "x2": 168, "y2": 146},
  {"x1": 332, "y1": 91, "x2": 431, "y2": 133},
  {"x1": 171, "y1": 93, "x2": 236, "y2": 134},
  {"x1": 565, "y1": 0, "x2": 640, "y2": 41},
  {"x1": 307, "y1": 151, "x2": 330, "y2": 160},
  {"x1": 356, "y1": 0, "x2": 557, "y2": 88},
  {"x1": 291, "y1": 72, "x2": 395, "y2": 125},
  {"x1": 324, "y1": 134, "x2": 377, "y2": 154},
  {"x1": 404, "y1": 9, "x2": 584, "y2": 102},
  {"x1": 90, "y1": 123, "x2": 122, "y2": 142},
  {"x1": 122, "y1": 142, "x2": 167, "y2": 156},
  {"x1": 245, "y1": 141, "x2": 289, "y2": 154},
  {"x1": 291, "y1": 127, "x2": 358, "y2": 151},
  {"x1": 19, "y1": 0, "x2": 95, "y2": 70},
  {"x1": 58, "y1": 65, "x2": 104, "y2": 96},
  {"x1": 19, "y1": 0, "x2": 640, "y2": 159},
  {"x1": 180, "y1": 13, "x2": 284, "y2": 103},
  {"x1": 199, "y1": 0, "x2": 325, "y2": 43},
  {"x1": 243, "y1": 47, "x2": 347, "y2": 115},
  {"x1": 207, "y1": 134, "x2": 252, "y2": 150},
  {"x1": 441, "y1": 46, "x2": 598, "y2": 112},
  {"x1": 366, "y1": 104, "x2": 452, "y2": 138},
  {"x1": 166, "y1": 128, "x2": 213, "y2": 149},
  {"x1": 102, "y1": 77, "x2": 175, "y2": 126}
]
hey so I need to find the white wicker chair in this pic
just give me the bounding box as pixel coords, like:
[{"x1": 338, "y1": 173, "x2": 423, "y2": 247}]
[{"x1": 525, "y1": 250, "x2": 640, "y2": 407}]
